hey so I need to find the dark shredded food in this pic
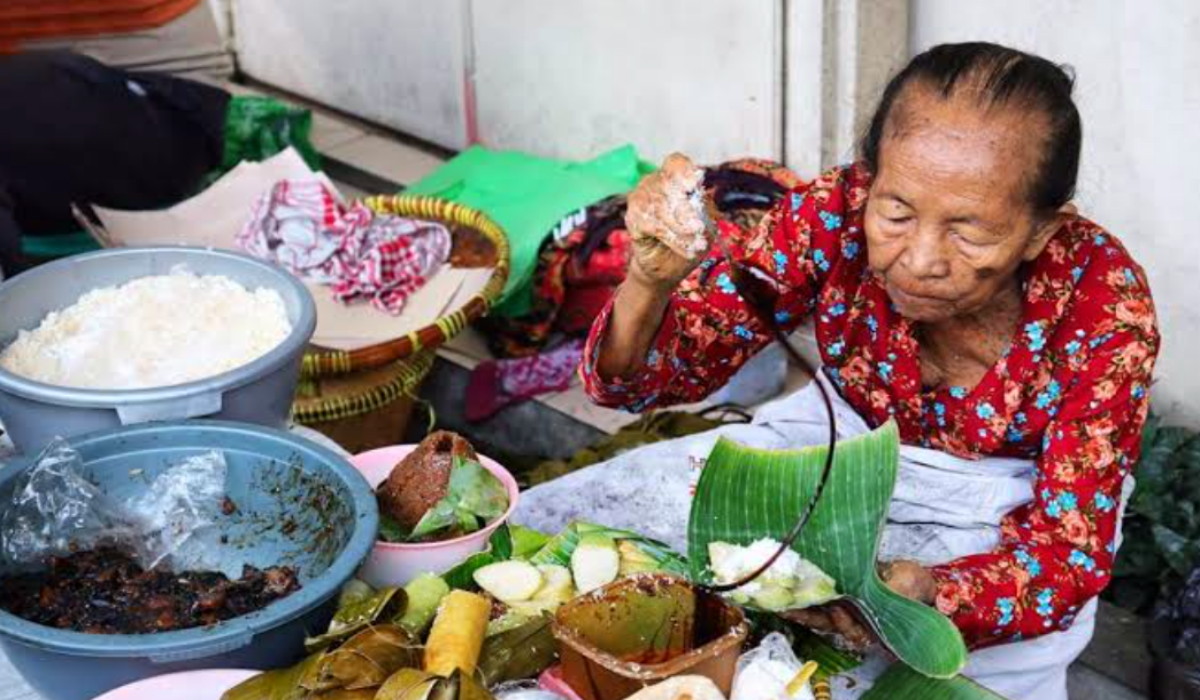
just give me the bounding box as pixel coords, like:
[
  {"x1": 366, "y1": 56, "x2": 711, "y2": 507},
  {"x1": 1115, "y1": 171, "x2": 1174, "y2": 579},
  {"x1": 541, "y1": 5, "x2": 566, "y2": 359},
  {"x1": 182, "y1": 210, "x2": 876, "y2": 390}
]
[{"x1": 0, "y1": 547, "x2": 300, "y2": 634}]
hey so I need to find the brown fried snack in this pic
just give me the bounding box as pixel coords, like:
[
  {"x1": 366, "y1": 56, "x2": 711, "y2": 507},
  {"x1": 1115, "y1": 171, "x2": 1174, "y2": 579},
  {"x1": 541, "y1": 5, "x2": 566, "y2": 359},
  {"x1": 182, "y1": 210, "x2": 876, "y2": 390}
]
[{"x1": 376, "y1": 431, "x2": 477, "y2": 530}]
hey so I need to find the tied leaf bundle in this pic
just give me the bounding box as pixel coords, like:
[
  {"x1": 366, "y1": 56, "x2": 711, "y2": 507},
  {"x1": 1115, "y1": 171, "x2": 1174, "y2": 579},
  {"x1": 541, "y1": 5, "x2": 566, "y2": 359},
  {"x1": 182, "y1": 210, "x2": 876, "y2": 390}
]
[
  {"x1": 687, "y1": 420, "x2": 969, "y2": 679},
  {"x1": 375, "y1": 668, "x2": 493, "y2": 700},
  {"x1": 223, "y1": 582, "x2": 510, "y2": 700},
  {"x1": 307, "y1": 625, "x2": 420, "y2": 692},
  {"x1": 477, "y1": 615, "x2": 557, "y2": 686},
  {"x1": 305, "y1": 585, "x2": 407, "y2": 653}
]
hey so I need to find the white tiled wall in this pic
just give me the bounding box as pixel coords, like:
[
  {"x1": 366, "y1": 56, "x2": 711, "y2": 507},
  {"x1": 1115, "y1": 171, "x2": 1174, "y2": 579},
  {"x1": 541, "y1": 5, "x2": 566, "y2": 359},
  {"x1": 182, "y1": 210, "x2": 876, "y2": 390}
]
[
  {"x1": 232, "y1": 0, "x2": 786, "y2": 163},
  {"x1": 469, "y1": 0, "x2": 784, "y2": 164},
  {"x1": 232, "y1": 0, "x2": 471, "y2": 149}
]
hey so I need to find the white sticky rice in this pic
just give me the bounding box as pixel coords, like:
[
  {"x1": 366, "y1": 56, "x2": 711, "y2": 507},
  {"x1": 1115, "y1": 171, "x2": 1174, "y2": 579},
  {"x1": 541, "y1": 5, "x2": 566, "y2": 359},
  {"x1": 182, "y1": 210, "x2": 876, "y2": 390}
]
[{"x1": 0, "y1": 269, "x2": 292, "y2": 389}]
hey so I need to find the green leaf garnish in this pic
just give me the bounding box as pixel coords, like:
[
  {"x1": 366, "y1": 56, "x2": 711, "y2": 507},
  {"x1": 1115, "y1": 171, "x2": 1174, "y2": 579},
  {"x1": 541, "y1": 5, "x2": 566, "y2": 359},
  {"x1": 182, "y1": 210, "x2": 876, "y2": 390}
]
[{"x1": 410, "y1": 457, "x2": 509, "y2": 540}]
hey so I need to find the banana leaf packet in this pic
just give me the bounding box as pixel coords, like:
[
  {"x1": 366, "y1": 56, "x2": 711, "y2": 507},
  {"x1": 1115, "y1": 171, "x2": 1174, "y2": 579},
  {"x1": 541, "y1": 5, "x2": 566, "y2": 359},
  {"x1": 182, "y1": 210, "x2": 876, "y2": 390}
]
[
  {"x1": 477, "y1": 615, "x2": 557, "y2": 686},
  {"x1": 223, "y1": 580, "x2": 556, "y2": 700},
  {"x1": 304, "y1": 625, "x2": 421, "y2": 692},
  {"x1": 305, "y1": 584, "x2": 407, "y2": 653},
  {"x1": 376, "y1": 668, "x2": 493, "y2": 700}
]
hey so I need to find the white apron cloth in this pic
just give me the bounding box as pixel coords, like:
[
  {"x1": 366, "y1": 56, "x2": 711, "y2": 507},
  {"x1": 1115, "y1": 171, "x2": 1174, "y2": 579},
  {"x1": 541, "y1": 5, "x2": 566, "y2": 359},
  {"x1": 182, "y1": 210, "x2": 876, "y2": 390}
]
[{"x1": 515, "y1": 375, "x2": 1132, "y2": 700}]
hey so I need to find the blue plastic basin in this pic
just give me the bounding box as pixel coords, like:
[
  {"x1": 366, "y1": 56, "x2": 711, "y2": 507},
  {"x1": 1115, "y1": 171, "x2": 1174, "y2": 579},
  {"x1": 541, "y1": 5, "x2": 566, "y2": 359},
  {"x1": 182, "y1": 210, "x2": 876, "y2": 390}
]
[{"x1": 0, "y1": 421, "x2": 379, "y2": 700}]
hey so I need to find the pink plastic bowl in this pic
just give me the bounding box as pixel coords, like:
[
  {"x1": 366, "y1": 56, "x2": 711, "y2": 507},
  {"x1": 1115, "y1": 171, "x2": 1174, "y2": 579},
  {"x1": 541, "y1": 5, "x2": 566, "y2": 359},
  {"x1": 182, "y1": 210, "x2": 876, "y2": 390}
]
[
  {"x1": 93, "y1": 669, "x2": 258, "y2": 700},
  {"x1": 540, "y1": 666, "x2": 585, "y2": 700},
  {"x1": 350, "y1": 444, "x2": 519, "y2": 588}
]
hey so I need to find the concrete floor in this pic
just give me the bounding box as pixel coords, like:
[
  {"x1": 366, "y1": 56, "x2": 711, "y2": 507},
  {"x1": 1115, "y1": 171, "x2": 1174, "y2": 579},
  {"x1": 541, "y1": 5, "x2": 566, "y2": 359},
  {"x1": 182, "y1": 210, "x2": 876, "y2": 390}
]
[{"x1": 1069, "y1": 666, "x2": 1147, "y2": 700}]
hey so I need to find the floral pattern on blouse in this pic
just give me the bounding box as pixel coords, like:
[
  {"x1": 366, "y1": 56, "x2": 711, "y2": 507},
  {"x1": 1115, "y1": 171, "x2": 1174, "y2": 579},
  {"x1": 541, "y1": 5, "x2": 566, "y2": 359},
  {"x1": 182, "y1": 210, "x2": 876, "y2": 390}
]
[{"x1": 580, "y1": 163, "x2": 1160, "y2": 648}]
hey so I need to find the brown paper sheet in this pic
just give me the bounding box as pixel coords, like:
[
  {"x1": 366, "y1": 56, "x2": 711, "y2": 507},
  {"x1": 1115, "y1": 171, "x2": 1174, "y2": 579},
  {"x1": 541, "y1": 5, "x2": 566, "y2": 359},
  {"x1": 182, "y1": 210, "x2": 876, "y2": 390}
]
[{"x1": 79, "y1": 148, "x2": 491, "y2": 351}]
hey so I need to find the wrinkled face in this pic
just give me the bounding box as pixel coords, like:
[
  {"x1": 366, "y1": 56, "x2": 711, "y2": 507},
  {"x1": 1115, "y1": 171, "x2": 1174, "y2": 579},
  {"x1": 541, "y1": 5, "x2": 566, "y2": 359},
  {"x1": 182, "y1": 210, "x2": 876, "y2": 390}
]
[{"x1": 864, "y1": 84, "x2": 1058, "y2": 323}]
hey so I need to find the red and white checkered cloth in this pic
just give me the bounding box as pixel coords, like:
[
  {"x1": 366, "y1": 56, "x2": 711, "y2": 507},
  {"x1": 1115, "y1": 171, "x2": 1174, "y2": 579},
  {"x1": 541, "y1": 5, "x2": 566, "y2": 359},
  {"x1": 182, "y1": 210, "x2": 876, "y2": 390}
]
[{"x1": 236, "y1": 179, "x2": 452, "y2": 314}]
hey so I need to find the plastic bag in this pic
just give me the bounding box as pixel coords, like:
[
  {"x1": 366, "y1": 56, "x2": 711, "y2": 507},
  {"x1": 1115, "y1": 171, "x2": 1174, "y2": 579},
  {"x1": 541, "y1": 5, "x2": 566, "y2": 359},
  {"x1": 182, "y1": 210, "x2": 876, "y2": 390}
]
[
  {"x1": 731, "y1": 632, "x2": 816, "y2": 700},
  {"x1": 125, "y1": 449, "x2": 228, "y2": 571},
  {"x1": 216, "y1": 96, "x2": 321, "y2": 179},
  {"x1": 1, "y1": 438, "x2": 137, "y2": 568},
  {"x1": 493, "y1": 680, "x2": 568, "y2": 699},
  {"x1": 1, "y1": 438, "x2": 228, "y2": 572}
]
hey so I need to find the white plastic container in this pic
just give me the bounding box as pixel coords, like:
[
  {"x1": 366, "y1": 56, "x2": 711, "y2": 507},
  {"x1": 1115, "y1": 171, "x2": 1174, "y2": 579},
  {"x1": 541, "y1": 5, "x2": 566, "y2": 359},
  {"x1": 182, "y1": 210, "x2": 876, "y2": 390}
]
[{"x1": 0, "y1": 247, "x2": 316, "y2": 454}]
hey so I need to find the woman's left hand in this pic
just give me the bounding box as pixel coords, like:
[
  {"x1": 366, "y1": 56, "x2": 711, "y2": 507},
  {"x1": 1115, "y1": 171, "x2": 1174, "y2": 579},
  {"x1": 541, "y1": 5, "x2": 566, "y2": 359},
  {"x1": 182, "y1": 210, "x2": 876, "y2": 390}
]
[{"x1": 780, "y1": 560, "x2": 937, "y2": 651}]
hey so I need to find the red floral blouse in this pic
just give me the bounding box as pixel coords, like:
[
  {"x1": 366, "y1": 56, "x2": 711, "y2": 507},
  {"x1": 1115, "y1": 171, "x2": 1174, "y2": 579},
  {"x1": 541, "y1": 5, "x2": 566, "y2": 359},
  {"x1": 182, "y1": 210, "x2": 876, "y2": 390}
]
[{"x1": 580, "y1": 163, "x2": 1160, "y2": 648}]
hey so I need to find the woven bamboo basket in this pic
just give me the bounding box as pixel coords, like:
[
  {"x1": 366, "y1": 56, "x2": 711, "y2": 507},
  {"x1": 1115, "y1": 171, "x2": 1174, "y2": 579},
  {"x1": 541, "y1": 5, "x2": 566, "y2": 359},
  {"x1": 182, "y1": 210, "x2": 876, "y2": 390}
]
[{"x1": 292, "y1": 195, "x2": 509, "y2": 453}]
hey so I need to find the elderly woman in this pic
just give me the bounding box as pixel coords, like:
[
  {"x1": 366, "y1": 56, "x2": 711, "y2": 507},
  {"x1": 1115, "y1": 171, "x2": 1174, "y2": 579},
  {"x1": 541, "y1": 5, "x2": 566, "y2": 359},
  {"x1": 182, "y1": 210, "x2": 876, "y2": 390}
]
[
  {"x1": 518, "y1": 42, "x2": 1161, "y2": 700},
  {"x1": 516, "y1": 42, "x2": 1158, "y2": 699}
]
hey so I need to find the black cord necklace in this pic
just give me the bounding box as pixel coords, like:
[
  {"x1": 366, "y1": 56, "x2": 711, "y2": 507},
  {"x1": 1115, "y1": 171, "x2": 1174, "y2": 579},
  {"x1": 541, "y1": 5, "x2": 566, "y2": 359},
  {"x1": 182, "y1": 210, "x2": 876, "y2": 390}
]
[{"x1": 700, "y1": 210, "x2": 839, "y2": 594}]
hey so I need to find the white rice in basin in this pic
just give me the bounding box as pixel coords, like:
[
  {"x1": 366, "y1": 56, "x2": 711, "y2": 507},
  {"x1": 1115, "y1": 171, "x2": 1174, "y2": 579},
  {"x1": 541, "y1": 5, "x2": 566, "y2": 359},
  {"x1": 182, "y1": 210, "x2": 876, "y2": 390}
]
[{"x1": 0, "y1": 270, "x2": 293, "y2": 390}]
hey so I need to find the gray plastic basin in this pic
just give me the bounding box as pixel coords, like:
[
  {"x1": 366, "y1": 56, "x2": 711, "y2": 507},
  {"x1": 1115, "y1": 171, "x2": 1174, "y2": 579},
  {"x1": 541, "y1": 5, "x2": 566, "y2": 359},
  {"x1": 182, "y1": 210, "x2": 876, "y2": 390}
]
[
  {"x1": 0, "y1": 420, "x2": 378, "y2": 700},
  {"x1": 0, "y1": 247, "x2": 317, "y2": 454}
]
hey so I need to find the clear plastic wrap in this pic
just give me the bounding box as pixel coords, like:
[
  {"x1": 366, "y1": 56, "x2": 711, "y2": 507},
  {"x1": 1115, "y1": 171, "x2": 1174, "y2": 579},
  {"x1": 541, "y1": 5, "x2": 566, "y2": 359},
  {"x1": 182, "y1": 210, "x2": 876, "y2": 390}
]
[
  {"x1": 125, "y1": 448, "x2": 228, "y2": 572},
  {"x1": 493, "y1": 680, "x2": 568, "y2": 699},
  {"x1": 1, "y1": 438, "x2": 228, "y2": 572},
  {"x1": 731, "y1": 632, "x2": 816, "y2": 700}
]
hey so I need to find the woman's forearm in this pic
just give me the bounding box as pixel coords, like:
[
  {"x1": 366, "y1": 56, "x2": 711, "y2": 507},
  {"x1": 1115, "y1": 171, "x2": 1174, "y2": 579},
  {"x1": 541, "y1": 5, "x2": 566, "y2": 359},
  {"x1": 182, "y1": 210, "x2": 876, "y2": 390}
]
[{"x1": 593, "y1": 270, "x2": 674, "y2": 381}]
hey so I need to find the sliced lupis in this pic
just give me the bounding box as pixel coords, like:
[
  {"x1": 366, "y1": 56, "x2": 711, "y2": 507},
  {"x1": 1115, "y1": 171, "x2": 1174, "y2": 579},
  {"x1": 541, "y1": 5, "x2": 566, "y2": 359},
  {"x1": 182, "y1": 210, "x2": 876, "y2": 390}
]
[
  {"x1": 571, "y1": 533, "x2": 620, "y2": 593},
  {"x1": 472, "y1": 560, "x2": 543, "y2": 602}
]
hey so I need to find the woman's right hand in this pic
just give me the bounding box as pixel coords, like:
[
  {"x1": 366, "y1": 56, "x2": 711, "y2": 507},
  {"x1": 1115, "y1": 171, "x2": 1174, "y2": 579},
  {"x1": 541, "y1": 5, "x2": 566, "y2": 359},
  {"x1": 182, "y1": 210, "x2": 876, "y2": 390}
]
[
  {"x1": 624, "y1": 153, "x2": 711, "y2": 292},
  {"x1": 593, "y1": 153, "x2": 711, "y2": 381}
]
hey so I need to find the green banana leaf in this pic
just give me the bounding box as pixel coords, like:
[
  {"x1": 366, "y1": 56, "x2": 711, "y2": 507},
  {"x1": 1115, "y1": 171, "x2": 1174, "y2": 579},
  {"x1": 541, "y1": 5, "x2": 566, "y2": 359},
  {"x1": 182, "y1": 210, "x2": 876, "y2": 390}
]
[
  {"x1": 687, "y1": 420, "x2": 968, "y2": 678},
  {"x1": 527, "y1": 521, "x2": 605, "y2": 567},
  {"x1": 861, "y1": 663, "x2": 1007, "y2": 699},
  {"x1": 511, "y1": 524, "x2": 551, "y2": 559},
  {"x1": 791, "y1": 627, "x2": 863, "y2": 681},
  {"x1": 789, "y1": 621, "x2": 1004, "y2": 697}
]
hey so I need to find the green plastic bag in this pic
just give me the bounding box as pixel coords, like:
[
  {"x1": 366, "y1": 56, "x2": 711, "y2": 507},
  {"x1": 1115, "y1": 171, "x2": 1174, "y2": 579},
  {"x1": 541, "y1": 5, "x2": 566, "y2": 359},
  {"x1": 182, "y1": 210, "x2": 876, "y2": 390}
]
[
  {"x1": 406, "y1": 145, "x2": 654, "y2": 317},
  {"x1": 218, "y1": 96, "x2": 322, "y2": 176}
]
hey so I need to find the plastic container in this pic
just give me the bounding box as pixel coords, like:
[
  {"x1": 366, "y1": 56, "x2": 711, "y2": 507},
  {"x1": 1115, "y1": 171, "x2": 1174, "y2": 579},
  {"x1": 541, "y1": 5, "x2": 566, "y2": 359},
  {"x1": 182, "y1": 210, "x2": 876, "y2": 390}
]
[
  {"x1": 551, "y1": 574, "x2": 749, "y2": 700},
  {"x1": 0, "y1": 246, "x2": 317, "y2": 454},
  {"x1": 0, "y1": 421, "x2": 378, "y2": 700},
  {"x1": 349, "y1": 444, "x2": 520, "y2": 588},
  {"x1": 93, "y1": 669, "x2": 258, "y2": 700}
]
